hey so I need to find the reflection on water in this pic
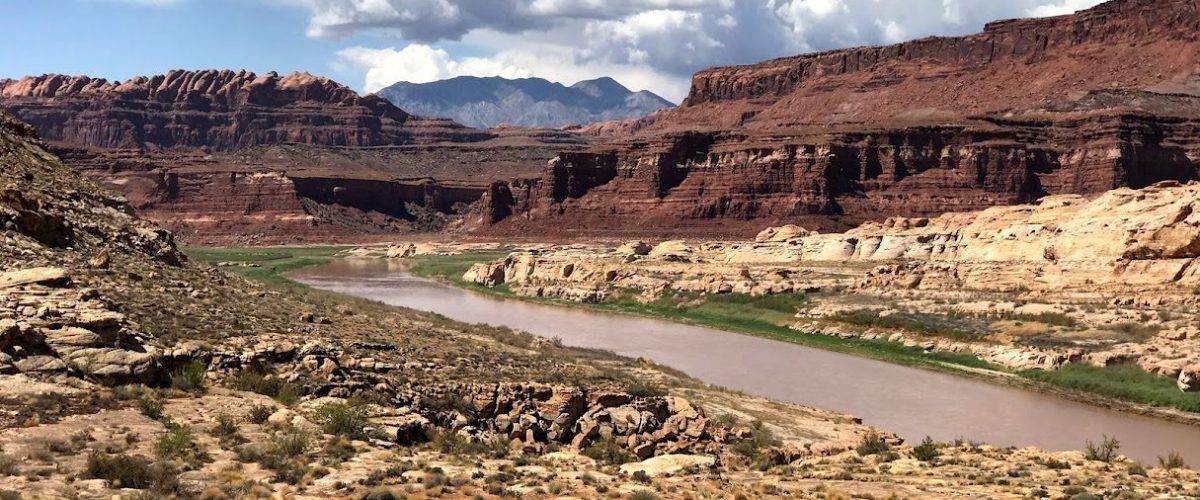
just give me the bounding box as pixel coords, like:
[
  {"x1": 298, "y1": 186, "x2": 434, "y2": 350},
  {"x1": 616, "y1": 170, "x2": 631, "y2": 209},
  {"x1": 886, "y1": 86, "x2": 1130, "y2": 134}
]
[{"x1": 292, "y1": 258, "x2": 1200, "y2": 465}]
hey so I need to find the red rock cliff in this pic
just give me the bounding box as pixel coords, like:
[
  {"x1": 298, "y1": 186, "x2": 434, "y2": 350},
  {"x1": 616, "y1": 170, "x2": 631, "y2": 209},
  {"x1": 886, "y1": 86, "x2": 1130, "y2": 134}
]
[
  {"x1": 472, "y1": 0, "x2": 1200, "y2": 238},
  {"x1": 0, "y1": 69, "x2": 492, "y2": 150}
]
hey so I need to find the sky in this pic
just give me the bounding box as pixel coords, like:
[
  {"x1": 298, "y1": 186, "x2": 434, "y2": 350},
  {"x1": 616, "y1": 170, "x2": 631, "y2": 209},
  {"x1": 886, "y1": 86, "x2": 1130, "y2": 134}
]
[{"x1": 1, "y1": 0, "x2": 1107, "y2": 103}]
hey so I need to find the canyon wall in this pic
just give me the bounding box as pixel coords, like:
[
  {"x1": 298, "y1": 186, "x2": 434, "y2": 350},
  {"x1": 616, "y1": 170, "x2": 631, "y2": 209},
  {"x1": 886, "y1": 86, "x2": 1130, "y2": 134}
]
[
  {"x1": 475, "y1": 107, "x2": 1200, "y2": 237},
  {"x1": 0, "y1": 70, "x2": 492, "y2": 150},
  {"x1": 473, "y1": 0, "x2": 1200, "y2": 237}
]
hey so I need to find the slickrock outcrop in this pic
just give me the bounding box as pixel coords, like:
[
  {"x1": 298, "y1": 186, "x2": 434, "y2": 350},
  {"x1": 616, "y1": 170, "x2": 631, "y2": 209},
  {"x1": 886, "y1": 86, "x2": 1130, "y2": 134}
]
[
  {"x1": 0, "y1": 70, "x2": 491, "y2": 150},
  {"x1": 472, "y1": 0, "x2": 1200, "y2": 237}
]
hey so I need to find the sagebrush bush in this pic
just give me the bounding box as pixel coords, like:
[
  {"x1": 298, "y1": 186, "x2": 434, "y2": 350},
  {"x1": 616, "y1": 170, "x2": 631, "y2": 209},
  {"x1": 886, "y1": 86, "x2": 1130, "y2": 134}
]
[
  {"x1": 137, "y1": 396, "x2": 165, "y2": 420},
  {"x1": 85, "y1": 453, "x2": 150, "y2": 488},
  {"x1": 313, "y1": 400, "x2": 369, "y2": 439},
  {"x1": 1084, "y1": 435, "x2": 1120, "y2": 463},
  {"x1": 170, "y1": 360, "x2": 207, "y2": 393},
  {"x1": 582, "y1": 436, "x2": 633, "y2": 465},
  {"x1": 912, "y1": 436, "x2": 941, "y2": 462},
  {"x1": 247, "y1": 404, "x2": 274, "y2": 424},
  {"x1": 856, "y1": 431, "x2": 891, "y2": 457},
  {"x1": 1159, "y1": 451, "x2": 1186, "y2": 470}
]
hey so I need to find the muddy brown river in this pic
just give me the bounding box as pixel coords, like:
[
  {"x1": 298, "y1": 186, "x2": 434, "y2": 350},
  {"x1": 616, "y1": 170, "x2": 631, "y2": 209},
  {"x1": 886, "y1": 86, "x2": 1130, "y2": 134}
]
[{"x1": 292, "y1": 259, "x2": 1200, "y2": 465}]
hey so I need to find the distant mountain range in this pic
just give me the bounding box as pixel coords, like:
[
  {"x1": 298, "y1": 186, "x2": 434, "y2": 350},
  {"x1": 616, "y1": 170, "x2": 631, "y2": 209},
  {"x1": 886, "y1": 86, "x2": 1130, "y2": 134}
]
[{"x1": 376, "y1": 76, "x2": 674, "y2": 129}]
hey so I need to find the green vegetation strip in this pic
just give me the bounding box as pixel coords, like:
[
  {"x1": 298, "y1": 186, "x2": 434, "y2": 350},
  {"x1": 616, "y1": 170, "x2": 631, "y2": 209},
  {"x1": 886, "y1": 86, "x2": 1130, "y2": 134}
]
[
  {"x1": 407, "y1": 253, "x2": 996, "y2": 373},
  {"x1": 185, "y1": 246, "x2": 343, "y2": 286},
  {"x1": 196, "y1": 248, "x2": 1200, "y2": 415},
  {"x1": 409, "y1": 252, "x2": 1200, "y2": 415},
  {"x1": 1021, "y1": 364, "x2": 1200, "y2": 413}
]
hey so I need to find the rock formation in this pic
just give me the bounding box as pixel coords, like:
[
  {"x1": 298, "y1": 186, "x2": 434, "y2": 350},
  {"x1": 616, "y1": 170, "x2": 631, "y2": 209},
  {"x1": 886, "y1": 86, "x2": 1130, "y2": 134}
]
[
  {"x1": 471, "y1": 0, "x2": 1200, "y2": 237},
  {"x1": 463, "y1": 180, "x2": 1200, "y2": 388},
  {"x1": 0, "y1": 70, "x2": 492, "y2": 150},
  {"x1": 0, "y1": 70, "x2": 586, "y2": 243}
]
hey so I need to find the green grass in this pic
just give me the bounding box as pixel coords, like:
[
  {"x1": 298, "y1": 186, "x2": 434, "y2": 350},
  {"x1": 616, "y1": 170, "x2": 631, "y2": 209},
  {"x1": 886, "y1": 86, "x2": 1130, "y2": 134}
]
[
  {"x1": 407, "y1": 252, "x2": 514, "y2": 291},
  {"x1": 185, "y1": 246, "x2": 343, "y2": 286},
  {"x1": 1021, "y1": 364, "x2": 1200, "y2": 413}
]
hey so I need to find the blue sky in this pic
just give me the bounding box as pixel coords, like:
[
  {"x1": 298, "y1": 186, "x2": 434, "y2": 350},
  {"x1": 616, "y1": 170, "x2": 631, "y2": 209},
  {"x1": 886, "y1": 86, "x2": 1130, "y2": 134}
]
[{"x1": 1, "y1": 0, "x2": 1105, "y2": 102}]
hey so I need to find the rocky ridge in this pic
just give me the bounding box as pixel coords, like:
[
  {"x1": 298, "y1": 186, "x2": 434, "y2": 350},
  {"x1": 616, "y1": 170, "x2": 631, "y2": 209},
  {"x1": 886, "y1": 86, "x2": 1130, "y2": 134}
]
[{"x1": 0, "y1": 70, "x2": 492, "y2": 150}]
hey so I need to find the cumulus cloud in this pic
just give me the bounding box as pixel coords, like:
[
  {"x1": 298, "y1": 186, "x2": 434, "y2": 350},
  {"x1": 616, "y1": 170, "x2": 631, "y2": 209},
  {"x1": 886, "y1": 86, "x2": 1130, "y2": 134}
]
[
  {"x1": 337, "y1": 44, "x2": 534, "y2": 93},
  {"x1": 315, "y1": 0, "x2": 1107, "y2": 100}
]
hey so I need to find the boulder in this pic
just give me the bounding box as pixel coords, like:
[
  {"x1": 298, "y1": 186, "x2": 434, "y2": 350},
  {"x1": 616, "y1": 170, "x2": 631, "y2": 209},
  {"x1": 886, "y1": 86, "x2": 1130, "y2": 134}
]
[
  {"x1": 619, "y1": 454, "x2": 715, "y2": 478},
  {"x1": 1178, "y1": 365, "x2": 1200, "y2": 392},
  {"x1": 755, "y1": 225, "x2": 810, "y2": 243},
  {"x1": 0, "y1": 267, "x2": 69, "y2": 289}
]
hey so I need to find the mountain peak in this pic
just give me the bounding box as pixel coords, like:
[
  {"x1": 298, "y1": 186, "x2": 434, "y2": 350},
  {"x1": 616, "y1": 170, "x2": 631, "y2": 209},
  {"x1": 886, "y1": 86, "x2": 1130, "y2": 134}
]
[{"x1": 377, "y1": 76, "x2": 673, "y2": 129}]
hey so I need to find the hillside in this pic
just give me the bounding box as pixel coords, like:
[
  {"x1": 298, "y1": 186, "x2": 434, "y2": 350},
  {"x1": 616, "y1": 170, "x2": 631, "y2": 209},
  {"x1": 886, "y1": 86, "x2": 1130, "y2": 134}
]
[{"x1": 377, "y1": 76, "x2": 673, "y2": 129}]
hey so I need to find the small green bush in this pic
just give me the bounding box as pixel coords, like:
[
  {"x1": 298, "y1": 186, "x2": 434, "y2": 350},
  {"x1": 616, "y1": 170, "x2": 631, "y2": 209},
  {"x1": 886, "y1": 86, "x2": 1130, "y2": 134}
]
[
  {"x1": 624, "y1": 381, "x2": 668, "y2": 398},
  {"x1": 1084, "y1": 435, "x2": 1120, "y2": 463},
  {"x1": 84, "y1": 453, "x2": 153, "y2": 488},
  {"x1": 313, "y1": 400, "x2": 369, "y2": 439},
  {"x1": 582, "y1": 436, "x2": 633, "y2": 466},
  {"x1": 247, "y1": 404, "x2": 275, "y2": 424},
  {"x1": 233, "y1": 371, "x2": 300, "y2": 405},
  {"x1": 155, "y1": 423, "x2": 202, "y2": 466},
  {"x1": 629, "y1": 491, "x2": 658, "y2": 500},
  {"x1": 170, "y1": 360, "x2": 207, "y2": 393},
  {"x1": 212, "y1": 413, "x2": 239, "y2": 437},
  {"x1": 856, "y1": 431, "x2": 891, "y2": 457},
  {"x1": 912, "y1": 436, "x2": 941, "y2": 462},
  {"x1": 1158, "y1": 450, "x2": 1186, "y2": 470},
  {"x1": 137, "y1": 396, "x2": 165, "y2": 420}
]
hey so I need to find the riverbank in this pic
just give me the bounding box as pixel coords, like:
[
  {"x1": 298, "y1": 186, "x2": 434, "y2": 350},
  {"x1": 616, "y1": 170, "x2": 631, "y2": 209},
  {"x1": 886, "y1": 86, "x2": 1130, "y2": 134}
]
[
  {"x1": 187, "y1": 247, "x2": 1200, "y2": 426},
  {"x1": 405, "y1": 252, "x2": 1200, "y2": 427}
]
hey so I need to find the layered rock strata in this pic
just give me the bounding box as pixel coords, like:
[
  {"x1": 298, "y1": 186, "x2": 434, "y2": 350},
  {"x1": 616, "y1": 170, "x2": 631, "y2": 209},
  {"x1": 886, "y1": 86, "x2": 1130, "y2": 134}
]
[
  {"x1": 464, "y1": 181, "x2": 1200, "y2": 387},
  {"x1": 472, "y1": 0, "x2": 1200, "y2": 237}
]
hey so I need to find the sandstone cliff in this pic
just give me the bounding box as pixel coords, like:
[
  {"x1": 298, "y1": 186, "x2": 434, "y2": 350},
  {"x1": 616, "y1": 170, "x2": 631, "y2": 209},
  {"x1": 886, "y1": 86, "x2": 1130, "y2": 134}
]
[
  {"x1": 463, "y1": 181, "x2": 1200, "y2": 388},
  {"x1": 473, "y1": 0, "x2": 1200, "y2": 237},
  {"x1": 0, "y1": 70, "x2": 493, "y2": 150}
]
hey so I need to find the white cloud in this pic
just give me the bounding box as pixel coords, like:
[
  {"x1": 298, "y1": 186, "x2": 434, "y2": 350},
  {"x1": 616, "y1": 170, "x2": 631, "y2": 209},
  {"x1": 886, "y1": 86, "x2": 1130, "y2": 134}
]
[
  {"x1": 1027, "y1": 0, "x2": 1104, "y2": 17},
  {"x1": 311, "y1": 0, "x2": 1108, "y2": 100},
  {"x1": 337, "y1": 44, "x2": 534, "y2": 93}
]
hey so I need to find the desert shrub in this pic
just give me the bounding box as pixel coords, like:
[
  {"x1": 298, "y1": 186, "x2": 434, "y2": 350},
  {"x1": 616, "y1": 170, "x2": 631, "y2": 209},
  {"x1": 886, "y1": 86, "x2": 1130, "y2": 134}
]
[
  {"x1": 1084, "y1": 435, "x2": 1120, "y2": 463},
  {"x1": 624, "y1": 381, "x2": 668, "y2": 398},
  {"x1": 1127, "y1": 461, "x2": 1147, "y2": 476},
  {"x1": 582, "y1": 436, "x2": 633, "y2": 465},
  {"x1": 631, "y1": 470, "x2": 651, "y2": 483},
  {"x1": 629, "y1": 491, "x2": 658, "y2": 500},
  {"x1": 235, "y1": 430, "x2": 312, "y2": 484},
  {"x1": 84, "y1": 453, "x2": 153, "y2": 488},
  {"x1": 155, "y1": 423, "x2": 203, "y2": 466},
  {"x1": 171, "y1": 360, "x2": 207, "y2": 393},
  {"x1": 0, "y1": 455, "x2": 16, "y2": 477},
  {"x1": 232, "y1": 371, "x2": 300, "y2": 405},
  {"x1": 321, "y1": 436, "x2": 356, "y2": 465},
  {"x1": 1158, "y1": 451, "x2": 1186, "y2": 470},
  {"x1": 428, "y1": 428, "x2": 505, "y2": 457},
  {"x1": 213, "y1": 413, "x2": 239, "y2": 437},
  {"x1": 359, "y1": 488, "x2": 402, "y2": 500},
  {"x1": 856, "y1": 431, "x2": 891, "y2": 457},
  {"x1": 912, "y1": 436, "x2": 941, "y2": 462},
  {"x1": 731, "y1": 420, "x2": 782, "y2": 469},
  {"x1": 247, "y1": 404, "x2": 274, "y2": 424},
  {"x1": 138, "y1": 396, "x2": 165, "y2": 420},
  {"x1": 313, "y1": 400, "x2": 369, "y2": 439}
]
